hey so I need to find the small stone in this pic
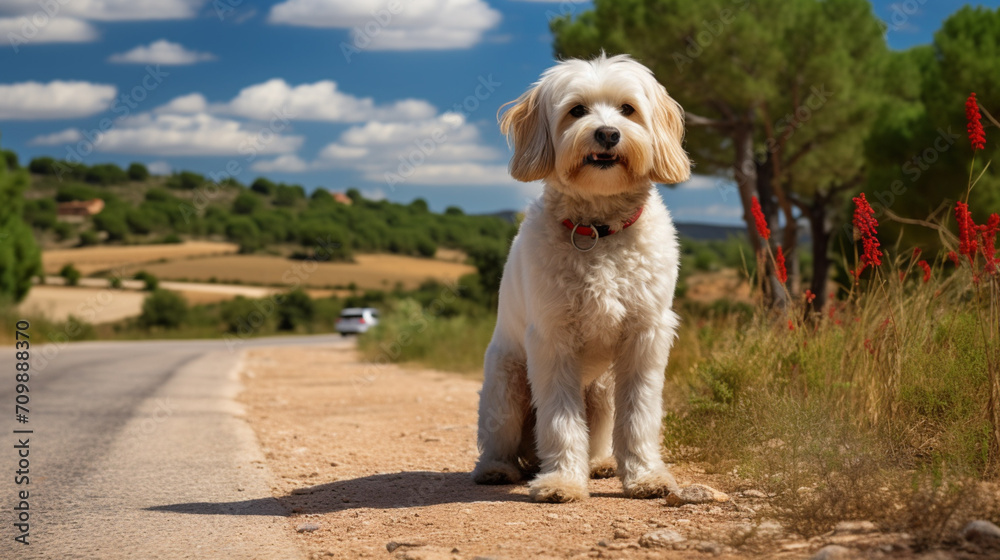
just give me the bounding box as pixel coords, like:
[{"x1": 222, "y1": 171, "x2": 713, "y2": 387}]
[
  {"x1": 810, "y1": 544, "x2": 856, "y2": 560},
  {"x1": 695, "y1": 541, "x2": 723, "y2": 555},
  {"x1": 639, "y1": 529, "x2": 686, "y2": 548},
  {"x1": 742, "y1": 489, "x2": 766, "y2": 498},
  {"x1": 833, "y1": 521, "x2": 877, "y2": 535},
  {"x1": 386, "y1": 538, "x2": 427, "y2": 552},
  {"x1": 613, "y1": 528, "x2": 629, "y2": 539},
  {"x1": 545, "y1": 513, "x2": 559, "y2": 520},
  {"x1": 962, "y1": 520, "x2": 1000, "y2": 547},
  {"x1": 664, "y1": 484, "x2": 730, "y2": 507},
  {"x1": 296, "y1": 523, "x2": 320, "y2": 533}
]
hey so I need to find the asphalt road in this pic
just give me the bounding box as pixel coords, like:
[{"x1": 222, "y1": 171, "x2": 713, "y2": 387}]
[{"x1": 0, "y1": 334, "x2": 350, "y2": 559}]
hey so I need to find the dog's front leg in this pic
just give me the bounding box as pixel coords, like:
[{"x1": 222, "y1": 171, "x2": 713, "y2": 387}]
[
  {"x1": 613, "y1": 329, "x2": 680, "y2": 499},
  {"x1": 525, "y1": 331, "x2": 590, "y2": 502}
]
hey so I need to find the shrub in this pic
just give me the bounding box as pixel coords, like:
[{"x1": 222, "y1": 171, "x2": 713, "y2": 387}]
[
  {"x1": 78, "y1": 230, "x2": 99, "y2": 246},
  {"x1": 276, "y1": 289, "x2": 315, "y2": 331},
  {"x1": 232, "y1": 192, "x2": 262, "y2": 215},
  {"x1": 166, "y1": 171, "x2": 205, "y2": 190},
  {"x1": 59, "y1": 263, "x2": 81, "y2": 286},
  {"x1": 133, "y1": 270, "x2": 159, "y2": 291},
  {"x1": 52, "y1": 221, "x2": 73, "y2": 241},
  {"x1": 138, "y1": 290, "x2": 188, "y2": 329}
]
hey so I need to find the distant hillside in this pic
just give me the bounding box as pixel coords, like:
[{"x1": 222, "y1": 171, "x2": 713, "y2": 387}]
[
  {"x1": 10, "y1": 153, "x2": 517, "y2": 261},
  {"x1": 675, "y1": 222, "x2": 746, "y2": 241}
]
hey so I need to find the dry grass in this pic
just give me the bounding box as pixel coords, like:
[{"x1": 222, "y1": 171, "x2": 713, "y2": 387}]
[
  {"x1": 42, "y1": 241, "x2": 239, "y2": 275},
  {"x1": 16, "y1": 285, "x2": 147, "y2": 324},
  {"x1": 117, "y1": 253, "x2": 476, "y2": 290}
]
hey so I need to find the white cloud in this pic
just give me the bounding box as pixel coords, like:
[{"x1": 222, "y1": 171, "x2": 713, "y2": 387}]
[
  {"x1": 155, "y1": 93, "x2": 208, "y2": 114},
  {"x1": 677, "y1": 175, "x2": 729, "y2": 190},
  {"x1": 223, "y1": 79, "x2": 435, "y2": 122},
  {"x1": 0, "y1": 81, "x2": 116, "y2": 120},
  {"x1": 147, "y1": 161, "x2": 172, "y2": 175},
  {"x1": 310, "y1": 113, "x2": 513, "y2": 187},
  {"x1": 92, "y1": 113, "x2": 303, "y2": 156},
  {"x1": 0, "y1": 17, "x2": 98, "y2": 44},
  {"x1": 29, "y1": 128, "x2": 82, "y2": 146},
  {"x1": 251, "y1": 154, "x2": 311, "y2": 173},
  {"x1": 110, "y1": 40, "x2": 215, "y2": 65},
  {"x1": 267, "y1": 0, "x2": 501, "y2": 50},
  {"x1": 0, "y1": 0, "x2": 206, "y2": 21}
]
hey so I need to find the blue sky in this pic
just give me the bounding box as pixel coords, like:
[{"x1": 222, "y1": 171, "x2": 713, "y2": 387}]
[{"x1": 0, "y1": 0, "x2": 995, "y2": 223}]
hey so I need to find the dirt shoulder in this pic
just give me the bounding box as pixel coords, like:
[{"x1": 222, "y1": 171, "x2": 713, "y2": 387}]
[{"x1": 236, "y1": 344, "x2": 928, "y2": 560}]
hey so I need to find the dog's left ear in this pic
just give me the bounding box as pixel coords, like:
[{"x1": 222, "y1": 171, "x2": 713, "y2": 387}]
[{"x1": 649, "y1": 84, "x2": 691, "y2": 185}]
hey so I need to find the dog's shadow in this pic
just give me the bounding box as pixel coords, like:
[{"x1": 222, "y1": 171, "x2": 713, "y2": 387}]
[{"x1": 147, "y1": 471, "x2": 532, "y2": 516}]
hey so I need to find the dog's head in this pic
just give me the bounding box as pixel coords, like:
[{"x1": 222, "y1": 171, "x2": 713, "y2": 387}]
[{"x1": 499, "y1": 54, "x2": 690, "y2": 197}]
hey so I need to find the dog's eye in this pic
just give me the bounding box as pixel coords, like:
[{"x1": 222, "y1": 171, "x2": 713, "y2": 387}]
[
  {"x1": 569, "y1": 105, "x2": 588, "y2": 118},
  {"x1": 620, "y1": 104, "x2": 636, "y2": 116}
]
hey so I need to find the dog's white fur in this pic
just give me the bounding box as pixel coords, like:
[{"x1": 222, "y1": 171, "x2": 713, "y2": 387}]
[{"x1": 472, "y1": 54, "x2": 691, "y2": 502}]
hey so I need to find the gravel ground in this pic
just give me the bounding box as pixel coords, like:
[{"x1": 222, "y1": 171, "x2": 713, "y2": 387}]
[{"x1": 237, "y1": 343, "x2": 993, "y2": 560}]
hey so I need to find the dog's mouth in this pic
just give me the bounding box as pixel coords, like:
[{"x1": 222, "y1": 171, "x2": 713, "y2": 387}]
[{"x1": 584, "y1": 152, "x2": 621, "y2": 169}]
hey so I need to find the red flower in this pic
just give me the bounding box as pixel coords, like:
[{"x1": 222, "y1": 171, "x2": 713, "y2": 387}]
[
  {"x1": 956, "y1": 201, "x2": 978, "y2": 263},
  {"x1": 912, "y1": 247, "x2": 921, "y2": 259},
  {"x1": 804, "y1": 289, "x2": 816, "y2": 304},
  {"x1": 947, "y1": 251, "x2": 960, "y2": 266},
  {"x1": 851, "y1": 193, "x2": 882, "y2": 278},
  {"x1": 787, "y1": 319, "x2": 795, "y2": 331},
  {"x1": 751, "y1": 196, "x2": 770, "y2": 240},
  {"x1": 775, "y1": 246, "x2": 788, "y2": 283},
  {"x1": 967, "y1": 93, "x2": 986, "y2": 151},
  {"x1": 980, "y1": 213, "x2": 999, "y2": 274},
  {"x1": 917, "y1": 260, "x2": 931, "y2": 283}
]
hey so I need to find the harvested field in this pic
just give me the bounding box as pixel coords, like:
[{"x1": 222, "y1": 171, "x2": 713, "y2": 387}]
[
  {"x1": 18, "y1": 285, "x2": 146, "y2": 324},
  {"x1": 43, "y1": 241, "x2": 240, "y2": 276},
  {"x1": 118, "y1": 254, "x2": 476, "y2": 290}
]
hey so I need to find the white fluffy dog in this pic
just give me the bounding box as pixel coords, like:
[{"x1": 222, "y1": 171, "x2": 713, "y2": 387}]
[{"x1": 472, "y1": 54, "x2": 691, "y2": 502}]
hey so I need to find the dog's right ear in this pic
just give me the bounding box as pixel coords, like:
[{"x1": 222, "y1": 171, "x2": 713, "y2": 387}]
[{"x1": 498, "y1": 86, "x2": 554, "y2": 182}]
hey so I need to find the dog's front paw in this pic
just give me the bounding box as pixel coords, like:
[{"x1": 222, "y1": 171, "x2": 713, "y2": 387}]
[
  {"x1": 622, "y1": 468, "x2": 680, "y2": 499},
  {"x1": 472, "y1": 460, "x2": 522, "y2": 485},
  {"x1": 528, "y1": 472, "x2": 589, "y2": 503},
  {"x1": 589, "y1": 457, "x2": 616, "y2": 479}
]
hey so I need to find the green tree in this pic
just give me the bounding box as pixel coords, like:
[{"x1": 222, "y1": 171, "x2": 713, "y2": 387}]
[
  {"x1": 166, "y1": 171, "x2": 205, "y2": 190},
  {"x1": 127, "y1": 162, "x2": 150, "y2": 181},
  {"x1": 251, "y1": 177, "x2": 276, "y2": 196},
  {"x1": 138, "y1": 290, "x2": 188, "y2": 329},
  {"x1": 2, "y1": 149, "x2": 18, "y2": 170},
  {"x1": 226, "y1": 216, "x2": 262, "y2": 253},
  {"x1": 0, "y1": 158, "x2": 42, "y2": 302},
  {"x1": 553, "y1": 0, "x2": 890, "y2": 309},
  {"x1": 84, "y1": 163, "x2": 128, "y2": 185},
  {"x1": 865, "y1": 6, "x2": 1000, "y2": 251}
]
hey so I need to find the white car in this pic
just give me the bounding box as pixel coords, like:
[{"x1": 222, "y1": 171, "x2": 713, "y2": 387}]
[{"x1": 336, "y1": 307, "x2": 379, "y2": 335}]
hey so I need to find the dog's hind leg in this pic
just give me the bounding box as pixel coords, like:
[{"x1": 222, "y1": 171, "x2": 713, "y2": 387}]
[
  {"x1": 585, "y1": 376, "x2": 616, "y2": 478},
  {"x1": 473, "y1": 342, "x2": 531, "y2": 485}
]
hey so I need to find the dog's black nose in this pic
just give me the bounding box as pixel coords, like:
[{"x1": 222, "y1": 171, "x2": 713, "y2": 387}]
[{"x1": 594, "y1": 126, "x2": 620, "y2": 149}]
